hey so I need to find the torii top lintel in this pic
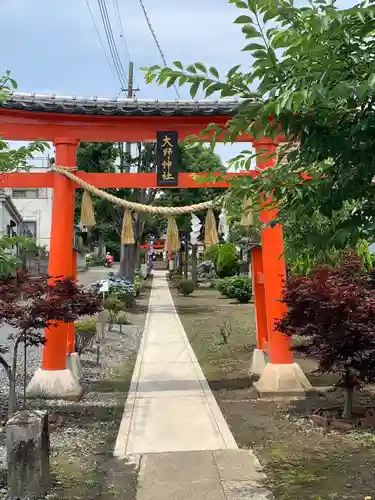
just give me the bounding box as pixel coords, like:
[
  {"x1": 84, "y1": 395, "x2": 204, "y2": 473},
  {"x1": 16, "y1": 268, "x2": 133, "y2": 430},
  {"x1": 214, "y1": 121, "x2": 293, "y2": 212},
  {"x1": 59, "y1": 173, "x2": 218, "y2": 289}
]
[
  {"x1": 0, "y1": 92, "x2": 255, "y2": 143},
  {"x1": 0, "y1": 93, "x2": 281, "y2": 189}
]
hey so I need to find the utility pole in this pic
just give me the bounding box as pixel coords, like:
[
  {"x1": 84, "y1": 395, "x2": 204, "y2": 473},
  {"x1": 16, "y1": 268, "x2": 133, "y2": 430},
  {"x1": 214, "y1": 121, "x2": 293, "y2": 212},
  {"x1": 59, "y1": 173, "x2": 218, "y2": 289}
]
[
  {"x1": 125, "y1": 61, "x2": 134, "y2": 157},
  {"x1": 120, "y1": 62, "x2": 135, "y2": 276}
]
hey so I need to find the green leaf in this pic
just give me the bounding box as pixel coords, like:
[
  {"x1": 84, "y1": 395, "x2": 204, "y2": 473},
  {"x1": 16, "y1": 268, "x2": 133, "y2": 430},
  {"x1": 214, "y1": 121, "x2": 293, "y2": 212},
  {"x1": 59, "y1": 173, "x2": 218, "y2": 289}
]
[
  {"x1": 368, "y1": 74, "x2": 375, "y2": 88},
  {"x1": 190, "y1": 82, "x2": 200, "y2": 98},
  {"x1": 234, "y1": 15, "x2": 253, "y2": 23},
  {"x1": 242, "y1": 25, "x2": 262, "y2": 38},
  {"x1": 263, "y1": 8, "x2": 277, "y2": 23},
  {"x1": 166, "y1": 76, "x2": 177, "y2": 88},
  {"x1": 209, "y1": 67, "x2": 220, "y2": 78},
  {"x1": 227, "y1": 64, "x2": 241, "y2": 79},
  {"x1": 195, "y1": 62, "x2": 207, "y2": 73},
  {"x1": 186, "y1": 64, "x2": 197, "y2": 74},
  {"x1": 242, "y1": 42, "x2": 265, "y2": 51},
  {"x1": 173, "y1": 61, "x2": 183, "y2": 70},
  {"x1": 252, "y1": 49, "x2": 268, "y2": 59}
]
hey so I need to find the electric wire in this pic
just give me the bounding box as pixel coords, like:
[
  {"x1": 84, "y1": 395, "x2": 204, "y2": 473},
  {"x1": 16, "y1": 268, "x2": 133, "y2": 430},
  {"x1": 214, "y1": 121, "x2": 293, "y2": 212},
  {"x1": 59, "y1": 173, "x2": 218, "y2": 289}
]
[
  {"x1": 138, "y1": 0, "x2": 180, "y2": 99},
  {"x1": 84, "y1": 0, "x2": 119, "y2": 85},
  {"x1": 98, "y1": 0, "x2": 128, "y2": 88},
  {"x1": 97, "y1": 0, "x2": 128, "y2": 89},
  {"x1": 113, "y1": 0, "x2": 138, "y2": 91},
  {"x1": 113, "y1": 0, "x2": 131, "y2": 62}
]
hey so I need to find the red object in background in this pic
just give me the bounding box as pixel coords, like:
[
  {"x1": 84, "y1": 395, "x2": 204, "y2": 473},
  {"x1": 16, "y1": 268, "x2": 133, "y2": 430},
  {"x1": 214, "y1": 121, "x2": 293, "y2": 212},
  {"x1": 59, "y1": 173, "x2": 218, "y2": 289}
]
[{"x1": 141, "y1": 239, "x2": 165, "y2": 249}]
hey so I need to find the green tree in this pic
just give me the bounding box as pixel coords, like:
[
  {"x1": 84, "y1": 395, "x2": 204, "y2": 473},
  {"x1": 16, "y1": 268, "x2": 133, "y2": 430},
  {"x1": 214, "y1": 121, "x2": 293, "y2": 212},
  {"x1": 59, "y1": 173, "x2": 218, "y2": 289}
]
[
  {"x1": 143, "y1": 0, "x2": 375, "y2": 265},
  {"x1": 158, "y1": 144, "x2": 225, "y2": 278},
  {"x1": 75, "y1": 142, "x2": 160, "y2": 278}
]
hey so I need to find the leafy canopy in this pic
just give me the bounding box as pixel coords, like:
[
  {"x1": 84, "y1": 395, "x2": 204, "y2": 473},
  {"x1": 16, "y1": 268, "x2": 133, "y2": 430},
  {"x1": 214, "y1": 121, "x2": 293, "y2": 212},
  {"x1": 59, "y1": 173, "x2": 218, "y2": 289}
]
[{"x1": 143, "y1": 0, "x2": 375, "y2": 254}]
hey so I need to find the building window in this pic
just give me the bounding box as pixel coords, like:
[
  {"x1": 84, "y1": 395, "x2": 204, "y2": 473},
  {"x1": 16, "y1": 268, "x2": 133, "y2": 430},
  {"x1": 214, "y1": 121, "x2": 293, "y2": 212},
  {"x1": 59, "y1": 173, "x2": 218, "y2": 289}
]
[
  {"x1": 12, "y1": 189, "x2": 39, "y2": 199},
  {"x1": 23, "y1": 221, "x2": 37, "y2": 239}
]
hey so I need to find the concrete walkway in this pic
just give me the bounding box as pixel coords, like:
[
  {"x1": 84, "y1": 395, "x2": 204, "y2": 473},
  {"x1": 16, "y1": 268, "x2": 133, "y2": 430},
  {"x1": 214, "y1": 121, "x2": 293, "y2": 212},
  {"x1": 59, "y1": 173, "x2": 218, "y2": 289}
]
[
  {"x1": 114, "y1": 270, "x2": 237, "y2": 455},
  {"x1": 114, "y1": 271, "x2": 273, "y2": 499}
]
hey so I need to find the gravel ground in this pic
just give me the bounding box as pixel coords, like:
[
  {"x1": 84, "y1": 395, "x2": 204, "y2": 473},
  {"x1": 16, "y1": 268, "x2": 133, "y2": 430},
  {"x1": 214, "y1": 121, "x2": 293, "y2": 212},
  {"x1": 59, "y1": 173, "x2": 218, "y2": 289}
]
[{"x1": 0, "y1": 272, "x2": 150, "y2": 500}]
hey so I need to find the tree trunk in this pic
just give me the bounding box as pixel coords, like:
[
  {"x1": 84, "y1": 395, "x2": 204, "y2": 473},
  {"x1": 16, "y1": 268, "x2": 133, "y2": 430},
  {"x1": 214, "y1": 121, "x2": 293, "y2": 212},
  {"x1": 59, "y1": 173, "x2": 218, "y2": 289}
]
[
  {"x1": 184, "y1": 234, "x2": 189, "y2": 279},
  {"x1": 342, "y1": 387, "x2": 354, "y2": 419},
  {"x1": 119, "y1": 245, "x2": 135, "y2": 281},
  {"x1": 133, "y1": 213, "x2": 144, "y2": 271},
  {"x1": 9, "y1": 338, "x2": 21, "y2": 417},
  {"x1": 98, "y1": 234, "x2": 104, "y2": 256},
  {"x1": 178, "y1": 249, "x2": 183, "y2": 275},
  {"x1": 191, "y1": 244, "x2": 198, "y2": 287}
]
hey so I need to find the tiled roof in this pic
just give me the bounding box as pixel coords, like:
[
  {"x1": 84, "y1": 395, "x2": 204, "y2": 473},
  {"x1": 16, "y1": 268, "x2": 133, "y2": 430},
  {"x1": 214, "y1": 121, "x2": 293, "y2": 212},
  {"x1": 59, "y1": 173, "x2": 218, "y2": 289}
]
[{"x1": 0, "y1": 92, "x2": 241, "y2": 116}]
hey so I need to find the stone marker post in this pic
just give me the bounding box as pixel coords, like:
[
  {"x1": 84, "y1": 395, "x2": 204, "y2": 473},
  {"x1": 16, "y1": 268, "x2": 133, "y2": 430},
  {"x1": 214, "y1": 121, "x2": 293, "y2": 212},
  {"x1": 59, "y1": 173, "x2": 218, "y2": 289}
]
[{"x1": 6, "y1": 410, "x2": 51, "y2": 500}]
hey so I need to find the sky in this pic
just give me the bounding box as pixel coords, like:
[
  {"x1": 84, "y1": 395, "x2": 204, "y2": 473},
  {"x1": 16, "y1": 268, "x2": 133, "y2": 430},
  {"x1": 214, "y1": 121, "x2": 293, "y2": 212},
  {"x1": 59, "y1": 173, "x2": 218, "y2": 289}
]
[
  {"x1": 1, "y1": 0, "x2": 355, "y2": 165},
  {"x1": 0, "y1": 0, "x2": 254, "y2": 164}
]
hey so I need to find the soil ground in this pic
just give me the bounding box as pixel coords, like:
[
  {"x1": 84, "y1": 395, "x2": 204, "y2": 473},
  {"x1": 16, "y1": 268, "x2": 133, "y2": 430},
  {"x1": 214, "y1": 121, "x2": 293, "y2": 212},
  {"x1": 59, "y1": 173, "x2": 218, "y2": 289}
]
[
  {"x1": 172, "y1": 284, "x2": 375, "y2": 500},
  {"x1": 0, "y1": 276, "x2": 151, "y2": 500}
]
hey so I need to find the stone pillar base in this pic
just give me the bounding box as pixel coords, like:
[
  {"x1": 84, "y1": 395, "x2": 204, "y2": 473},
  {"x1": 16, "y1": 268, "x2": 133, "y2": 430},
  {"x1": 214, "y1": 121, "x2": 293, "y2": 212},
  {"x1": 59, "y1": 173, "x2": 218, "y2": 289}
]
[
  {"x1": 253, "y1": 362, "x2": 312, "y2": 398},
  {"x1": 26, "y1": 368, "x2": 84, "y2": 400},
  {"x1": 67, "y1": 352, "x2": 83, "y2": 381},
  {"x1": 249, "y1": 348, "x2": 268, "y2": 376}
]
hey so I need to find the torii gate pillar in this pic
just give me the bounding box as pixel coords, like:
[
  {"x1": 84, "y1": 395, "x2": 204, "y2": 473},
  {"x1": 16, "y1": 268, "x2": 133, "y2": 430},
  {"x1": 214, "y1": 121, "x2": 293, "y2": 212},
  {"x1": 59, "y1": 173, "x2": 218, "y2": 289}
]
[
  {"x1": 26, "y1": 138, "x2": 83, "y2": 400},
  {"x1": 252, "y1": 142, "x2": 311, "y2": 395}
]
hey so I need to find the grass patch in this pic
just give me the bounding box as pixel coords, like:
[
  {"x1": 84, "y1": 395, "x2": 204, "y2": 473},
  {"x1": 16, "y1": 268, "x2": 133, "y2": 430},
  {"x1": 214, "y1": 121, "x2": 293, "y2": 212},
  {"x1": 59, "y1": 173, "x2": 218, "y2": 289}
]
[{"x1": 172, "y1": 285, "x2": 375, "y2": 500}]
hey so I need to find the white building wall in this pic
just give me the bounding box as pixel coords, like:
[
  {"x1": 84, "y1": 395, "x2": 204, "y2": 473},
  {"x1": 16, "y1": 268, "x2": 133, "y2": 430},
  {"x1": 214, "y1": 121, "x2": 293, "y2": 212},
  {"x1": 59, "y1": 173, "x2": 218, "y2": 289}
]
[{"x1": 5, "y1": 157, "x2": 53, "y2": 250}]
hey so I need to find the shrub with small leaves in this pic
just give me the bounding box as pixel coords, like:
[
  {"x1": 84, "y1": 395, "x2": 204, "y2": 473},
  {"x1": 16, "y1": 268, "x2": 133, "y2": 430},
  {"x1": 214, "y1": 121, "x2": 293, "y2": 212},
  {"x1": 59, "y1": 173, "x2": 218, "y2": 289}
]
[
  {"x1": 216, "y1": 243, "x2": 239, "y2": 278},
  {"x1": 104, "y1": 296, "x2": 123, "y2": 329},
  {"x1": 75, "y1": 317, "x2": 97, "y2": 355},
  {"x1": 215, "y1": 277, "x2": 232, "y2": 297},
  {"x1": 170, "y1": 274, "x2": 183, "y2": 288},
  {"x1": 177, "y1": 278, "x2": 195, "y2": 296},
  {"x1": 226, "y1": 276, "x2": 252, "y2": 303}
]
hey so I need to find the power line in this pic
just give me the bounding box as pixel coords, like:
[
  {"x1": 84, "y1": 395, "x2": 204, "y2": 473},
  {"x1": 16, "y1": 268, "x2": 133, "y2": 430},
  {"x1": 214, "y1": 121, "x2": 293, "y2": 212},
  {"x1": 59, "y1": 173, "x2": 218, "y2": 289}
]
[
  {"x1": 98, "y1": 0, "x2": 128, "y2": 89},
  {"x1": 84, "y1": 0, "x2": 118, "y2": 85},
  {"x1": 113, "y1": 0, "x2": 131, "y2": 62},
  {"x1": 113, "y1": 0, "x2": 138, "y2": 90},
  {"x1": 97, "y1": 0, "x2": 128, "y2": 90},
  {"x1": 138, "y1": 0, "x2": 180, "y2": 99}
]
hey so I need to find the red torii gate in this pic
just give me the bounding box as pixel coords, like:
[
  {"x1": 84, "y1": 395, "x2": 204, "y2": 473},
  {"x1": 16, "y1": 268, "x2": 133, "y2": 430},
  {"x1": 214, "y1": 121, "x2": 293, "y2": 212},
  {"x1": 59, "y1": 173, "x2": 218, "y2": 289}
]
[{"x1": 0, "y1": 93, "x2": 310, "y2": 398}]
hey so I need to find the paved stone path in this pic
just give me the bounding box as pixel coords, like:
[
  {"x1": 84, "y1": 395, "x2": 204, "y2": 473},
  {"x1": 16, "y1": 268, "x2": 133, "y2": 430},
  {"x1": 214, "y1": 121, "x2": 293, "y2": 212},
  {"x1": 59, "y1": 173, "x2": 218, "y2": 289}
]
[{"x1": 114, "y1": 271, "x2": 273, "y2": 499}]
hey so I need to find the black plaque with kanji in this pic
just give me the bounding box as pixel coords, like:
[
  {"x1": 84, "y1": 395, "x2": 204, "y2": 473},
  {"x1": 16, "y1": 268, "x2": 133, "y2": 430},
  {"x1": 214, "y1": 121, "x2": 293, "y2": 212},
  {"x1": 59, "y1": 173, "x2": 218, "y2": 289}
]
[{"x1": 156, "y1": 131, "x2": 179, "y2": 187}]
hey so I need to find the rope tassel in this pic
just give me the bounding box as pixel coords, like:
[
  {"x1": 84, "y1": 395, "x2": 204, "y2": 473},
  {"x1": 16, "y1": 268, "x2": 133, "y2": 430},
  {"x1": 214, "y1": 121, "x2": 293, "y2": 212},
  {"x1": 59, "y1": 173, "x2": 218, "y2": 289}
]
[
  {"x1": 80, "y1": 190, "x2": 96, "y2": 228},
  {"x1": 121, "y1": 208, "x2": 135, "y2": 244},
  {"x1": 240, "y1": 198, "x2": 254, "y2": 227},
  {"x1": 204, "y1": 208, "x2": 219, "y2": 245},
  {"x1": 166, "y1": 216, "x2": 180, "y2": 252}
]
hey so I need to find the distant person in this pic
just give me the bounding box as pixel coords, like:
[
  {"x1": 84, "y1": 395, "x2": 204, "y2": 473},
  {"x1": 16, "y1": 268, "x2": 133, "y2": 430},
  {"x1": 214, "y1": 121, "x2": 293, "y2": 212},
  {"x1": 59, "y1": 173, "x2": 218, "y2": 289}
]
[{"x1": 104, "y1": 252, "x2": 114, "y2": 267}]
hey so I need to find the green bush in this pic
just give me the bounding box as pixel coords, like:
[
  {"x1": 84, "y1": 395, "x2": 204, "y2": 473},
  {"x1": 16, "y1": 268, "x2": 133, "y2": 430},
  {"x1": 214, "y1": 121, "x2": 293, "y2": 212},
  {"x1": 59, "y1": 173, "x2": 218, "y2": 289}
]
[
  {"x1": 170, "y1": 274, "x2": 183, "y2": 288},
  {"x1": 86, "y1": 253, "x2": 103, "y2": 267},
  {"x1": 215, "y1": 277, "x2": 232, "y2": 297},
  {"x1": 75, "y1": 317, "x2": 97, "y2": 354},
  {"x1": 216, "y1": 243, "x2": 239, "y2": 278},
  {"x1": 117, "y1": 311, "x2": 130, "y2": 325},
  {"x1": 134, "y1": 277, "x2": 142, "y2": 297},
  {"x1": 104, "y1": 296, "x2": 123, "y2": 328},
  {"x1": 204, "y1": 244, "x2": 220, "y2": 265},
  {"x1": 177, "y1": 278, "x2": 195, "y2": 296},
  {"x1": 226, "y1": 276, "x2": 252, "y2": 303},
  {"x1": 168, "y1": 269, "x2": 181, "y2": 281}
]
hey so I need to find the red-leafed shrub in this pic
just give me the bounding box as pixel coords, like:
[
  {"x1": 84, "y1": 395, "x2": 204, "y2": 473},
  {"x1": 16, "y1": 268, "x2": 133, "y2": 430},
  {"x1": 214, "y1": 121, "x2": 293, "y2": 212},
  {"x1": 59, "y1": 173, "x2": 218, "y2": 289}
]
[
  {"x1": 0, "y1": 272, "x2": 103, "y2": 414},
  {"x1": 277, "y1": 250, "x2": 375, "y2": 418}
]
